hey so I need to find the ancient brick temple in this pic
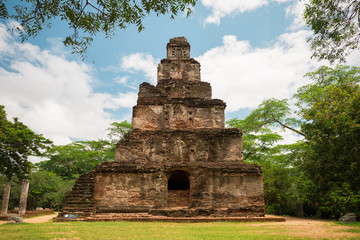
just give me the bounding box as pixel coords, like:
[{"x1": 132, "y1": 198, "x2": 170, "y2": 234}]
[{"x1": 61, "y1": 37, "x2": 265, "y2": 218}]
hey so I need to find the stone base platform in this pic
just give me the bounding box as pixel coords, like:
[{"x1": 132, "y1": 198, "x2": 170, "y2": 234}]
[
  {"x1": 0, "y1": 215, "x2": 10, "y2": 221},
  {"x1": 55, "y1": 213, "x2": 285, "y2": 223}
]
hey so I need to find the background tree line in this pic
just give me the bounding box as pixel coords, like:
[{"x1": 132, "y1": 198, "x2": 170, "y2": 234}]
[
  {"x1": 228, "y1": 65, "x2": 360, "y2": 219},
  {"x1": 0, "y1": 118, "x2": 131, "y2": 211}
]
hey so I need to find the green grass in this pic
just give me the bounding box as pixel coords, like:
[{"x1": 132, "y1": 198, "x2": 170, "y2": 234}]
[
  {"x1": 336, "y1": 221, "x2": 360, "y2": 233},
  {"x1": 0, "y1": 220, "x2": 359, "y2": 240},
  {"x1": 0, "y1": 221, "x2": 297, "y2": 240}
]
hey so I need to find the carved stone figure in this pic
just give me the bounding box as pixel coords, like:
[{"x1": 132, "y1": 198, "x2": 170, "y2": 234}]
[{"x1": 174, "y1": 137, "x2": 185, "y2": 160}]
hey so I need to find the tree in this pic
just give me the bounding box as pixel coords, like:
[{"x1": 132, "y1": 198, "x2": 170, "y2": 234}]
[
  {"x1": 227, "y1": 66, "x2": 360, "y2": 218},
  {"x1": 227, "y1": 100, "x2": 308, "y2": 216},
  {"x1": 227, "y1": 117, "x2": 282, "y2": 162},
  {"x1": 0, "y1": 0, "x2": 197, "y2": 58},
  {"x1": 107, "y1": 120, "x2": 132, "y2": 144},
  {"x1": 304, "y1": 0, "x2": 360, "y2": 63},
  {"x1": 26, "y1": 170, "x2": 75, "y2": 210},
  {"x1": 0, "y1": 105, "x2": 51, "y2": 214},
  {"x1": 239, "y1": 99, "x2": 303, "y2": 136},
  {"x1": 295, "y1": 65, "x2": 360, "y2": 218},
  {"x1": 0, "y1": 171, "x2": 75, "y2": 211},
  {"x1": 36, "y1": 121, "x2": 132, "y2": 179},
  {"x1": 0, "y1": 105, "x2": 52, "y2": 180},
  {"x1": 37, "y1": 140, "x2": 114, "y2": 179}
]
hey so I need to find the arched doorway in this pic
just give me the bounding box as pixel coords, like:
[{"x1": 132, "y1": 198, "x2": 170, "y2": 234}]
[{"x1": 167, "y1": 170, "x2": 190, "y2": 207}]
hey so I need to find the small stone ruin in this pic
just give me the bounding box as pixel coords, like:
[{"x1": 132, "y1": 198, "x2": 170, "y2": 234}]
[{"x1": 60, "y1": 37, "x2": 265, "y2": 218}]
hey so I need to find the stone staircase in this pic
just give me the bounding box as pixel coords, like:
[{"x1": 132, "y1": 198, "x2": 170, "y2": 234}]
[{"x1": 60, "y1": 171, "x2": 96, "y2": 217}]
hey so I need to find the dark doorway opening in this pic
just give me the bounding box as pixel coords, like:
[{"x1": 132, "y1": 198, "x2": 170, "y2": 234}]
[
  {"x1": 168, "y1": 170, "x2": 189, "y2": 190},
  {"x1": 167, "y1": 170, "x2": 190, "y2": 207}
]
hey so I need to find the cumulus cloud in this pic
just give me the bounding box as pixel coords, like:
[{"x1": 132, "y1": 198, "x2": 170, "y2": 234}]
[
  {"x1": 201, "y1": 0, "x2": 291, "y2": 25},
  {"x1": 197, "y1": 32, "x2": 321, "y2": 112},
  {"x1": 121, "y1": 53, "x2": 158, "y2": 84},
  {"x1": 0, "y1": 23, "x2": 136, "y2": 145},
  {"x1": 114, "y1": 76, "x2": 129, "y2": 85},
  {"x1": 285, "y1": 0, "x2": 308, "y2": 30}
]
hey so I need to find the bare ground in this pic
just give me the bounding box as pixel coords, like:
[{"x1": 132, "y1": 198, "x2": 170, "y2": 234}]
[
  {"x1": 247, "y1": 215, "x2": 360, "y2": 239},
  {"x1": 0, "y1": 213, "x2": 57, "y2": 224}
]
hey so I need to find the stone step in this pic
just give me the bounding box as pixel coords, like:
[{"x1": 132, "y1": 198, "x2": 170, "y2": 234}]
[
  {"x1": 55, "y1": 214, "x2": 287, "y2": 223},
  {"x1": 64, "y1": 201, "x2": 93, "y2": 205},
  {"x1": 62, "y1": 208, "x2": 93, "y2": 212},
  {"x1": 67, "y1": 195, "x2": 92, "y2": 199},
  {"x1": 61, "y1": 171, "x2": 96, "y2": 213},
  {"x1": 74, "y1": 179, "x2": 94, "y2": 183},
  {"x1": 65, "y1": 202, "x2": 92, "y2": 205},
  {"x1": 69, "y1": 189, "x2": 92, "y2": 192},
  {"x1": 71, "y1": 186, "x2": 94, "y2": 189},
  {"x1": 69, "y1": 190, "x2": 93, "y2": 194}
]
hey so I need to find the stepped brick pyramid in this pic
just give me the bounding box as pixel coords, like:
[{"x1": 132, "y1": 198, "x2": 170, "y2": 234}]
[{"x1": 60, "y1": 37, "x2": 265, "y2": 218}]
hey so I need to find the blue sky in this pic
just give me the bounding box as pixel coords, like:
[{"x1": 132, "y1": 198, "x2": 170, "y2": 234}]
[{"x1": 1, "y1": 0, "x2": 360, "y2": 145}]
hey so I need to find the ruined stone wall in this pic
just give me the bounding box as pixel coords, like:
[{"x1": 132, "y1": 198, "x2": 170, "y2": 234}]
[
  {"x1": 167, "y1": 190, "x2": 190, "y2": 207},
  {"x1": 132, "y1": 104, "x2": 225, "y2": 130},
  {"x1": 92, "y1": 163, "x2": 264, "y2": 216},
  {"x1": 132, "y1": 80, "x2": 225, "y2": 130},
  {"x1": 166, "y1": 37, "x2": 191, "y2": 60},
  {"x1": 190, "y1": 170, "x2": 264, "y2": 216},
  {"x1": 93, "y1": 172, "x2": 167, "y2": 212},
  {"x1": 115, "y1": 129, "x2": 243, "y2": 163},
  {"x1": 158, "y1": 59, "x2": 200, "y2": 82},
  {"x1": 139, "y1": 81, "x2": 212, "y2": 100}
]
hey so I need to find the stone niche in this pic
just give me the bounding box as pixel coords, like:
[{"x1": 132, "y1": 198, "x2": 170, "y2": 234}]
[{"x1": 60, "y1": 37, "x2": 265, "y2": 218}]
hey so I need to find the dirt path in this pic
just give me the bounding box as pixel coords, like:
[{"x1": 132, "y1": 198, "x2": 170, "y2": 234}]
[
  {"x1": 0, "y1": 214, "x2": 57, "y2": 225},
  {"x1": 247, "y1": 215, "x2": 360, "y2": 239},
  {"x1": 23, "y1": 214, "x2": 58, "y2": 223}
]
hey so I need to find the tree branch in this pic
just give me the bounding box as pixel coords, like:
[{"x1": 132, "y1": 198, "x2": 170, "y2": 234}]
[{"x1": 271, "y1": 113, "x2": 306, "y2": 137}]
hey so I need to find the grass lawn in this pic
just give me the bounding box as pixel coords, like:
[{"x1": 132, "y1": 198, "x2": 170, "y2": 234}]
[{"x1": 0, "y1": 220, "x2": 359, "y2": 240}]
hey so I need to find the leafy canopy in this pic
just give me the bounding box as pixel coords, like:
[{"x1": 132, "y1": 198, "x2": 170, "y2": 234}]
[
  {"x1": 227, "y1": 100, "x2": 308, "y2": 216},
  {"x1": 0, "y1": 0, "x2": 197, "y2": 58},
  {"x1": 304, "y1": 0, "x2": 360, "y2": 63},
  {"x1": 227, "y1": 98, "x2": 303, "y2": 162},
  {"x1": 36, "y1": 139, "x2": 114, "y2": 179},
  {"x1": 295, "y1": 65, "x2": 360, "y2": 192},
  {"x1": 227, "y1": 66, "x2": 360, "y2": 218},
  {"x1": 36, "y1": 120, "x2": 132, "y2": 179},
  {"x1": 107, "y1": 120, "x2": 132, "y2": 144},
  {"x1": 0, "y1": 105, "x2": 52, "y2": 180}
]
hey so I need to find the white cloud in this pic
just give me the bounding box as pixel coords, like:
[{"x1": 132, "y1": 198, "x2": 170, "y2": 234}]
[
  {"x1": 0, "y1": 23, "x2": 135, "y2": 145},
  {"x1": 104, "y1": 92, "x2": 138, "y2": 109},
  {"x1": 285, "y1": 0, "x2": 307, "y2": 30},
  {"x1": 197, "y1": 32, "x2": 319, "y2": 112},
  {"x1": 197, "y1": 32, "x2": 360, "y2": 113},
  {"x1": 121, "y1": 53, "x2": 158, "y2": 84},
  {"x1": 201, "y1": 0, "x2": 291, "y2": 25},
  {"x1": 114, "y1": 75, "x2": 129, "y2": 85}
]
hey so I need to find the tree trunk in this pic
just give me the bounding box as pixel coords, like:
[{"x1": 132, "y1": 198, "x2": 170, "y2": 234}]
[
  {"x1": 18, "y1": 180, "x2": 30, "y2": 214},
  {"x1": 1, "y1": 181, "x2": 11, "y2": 215},
  {"x1": 297, "y1": 200, "x2": 304, "y2": 217}
]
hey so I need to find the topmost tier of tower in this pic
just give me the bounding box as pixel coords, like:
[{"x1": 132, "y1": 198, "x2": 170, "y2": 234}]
[
  {"x1": 166, "y1": 37, "x2": 190, "y2": 60},
  {"x1": 158, "y1": 37, "x2": 201, "y2": 82}
]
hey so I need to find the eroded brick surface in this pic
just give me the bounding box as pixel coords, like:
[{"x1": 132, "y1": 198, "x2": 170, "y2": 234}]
[{"x1": 61, "y1": 37, "x2": 265, "y2": 218}]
